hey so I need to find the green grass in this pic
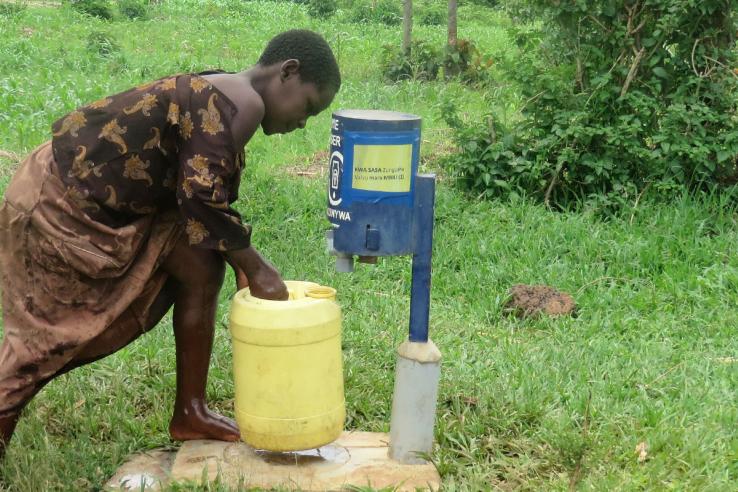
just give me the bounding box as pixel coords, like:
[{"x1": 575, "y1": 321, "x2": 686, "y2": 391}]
[{"x1": 1, "y1": 1, "x2": 737, "y2": 491}]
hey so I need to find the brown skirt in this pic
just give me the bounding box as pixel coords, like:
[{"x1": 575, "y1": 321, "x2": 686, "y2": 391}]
[{"x1": 0, "y1": 142, "x2": 182, "y2": 414}]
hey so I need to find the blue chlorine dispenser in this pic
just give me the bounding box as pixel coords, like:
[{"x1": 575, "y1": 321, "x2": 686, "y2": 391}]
[{"x1": 325, "y1": 109, "x2": 441, "y2": 464}]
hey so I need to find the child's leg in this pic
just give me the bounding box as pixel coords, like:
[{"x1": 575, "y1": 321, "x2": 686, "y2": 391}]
[
  {"x1": 68, "y1": 278, "x2": 177, "y2": 366},
  {"x1": 161, "y1": 236, "x2": 240, "y2": 442},
  {"x1": 0, "y1": 411, "x2": 20, "y2": 459}
]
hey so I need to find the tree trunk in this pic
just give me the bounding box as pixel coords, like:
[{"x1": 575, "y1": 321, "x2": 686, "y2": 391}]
[
  {"x1": 403, "y1": 0, "x2": 412, "y2": 55},
  {"x1": 445, "y1": 0, "x2": 458, "y2": 78},
  {"x1": 447, "y1": 0, "x2": 457, "y2": 48}
]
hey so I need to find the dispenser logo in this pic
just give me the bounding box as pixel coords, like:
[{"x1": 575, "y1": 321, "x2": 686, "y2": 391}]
[{"x1": 328, "y1": 151, "x2": 343, "y2": 207}]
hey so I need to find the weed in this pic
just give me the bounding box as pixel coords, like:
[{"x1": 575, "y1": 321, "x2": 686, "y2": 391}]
[
  {"x1": 307, "y1": 0, "x2": 337, "y2": 19},
  {"x1": 118, "y1": 0, "x2": 148, "y2": 20},
  {"x1": 0, "y1": 1, "x2": 27, "y2": 17},
  {"x1": 86, "y1": 31, "x2": 121, "y2": 58},
  {"x1": 417, "y1": 1, "x2": 445, "y2": 26},
  {"x1": 444, "y1": 38, "x2": 493, "y2": 84},
  {"x1": 381, "y1": 40, "x2": 442, "y2": 82},
  {"x1": 347, "y1": 0, "x2": 401, "y2": 25},
  {"x1": 67, "y1": 0, "x2": 115, "y2": 19}
]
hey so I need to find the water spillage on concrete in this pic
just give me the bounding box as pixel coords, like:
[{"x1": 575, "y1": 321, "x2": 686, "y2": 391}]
[{"x1": 253, "y1": 443, "x2": 351, "y2": 467}]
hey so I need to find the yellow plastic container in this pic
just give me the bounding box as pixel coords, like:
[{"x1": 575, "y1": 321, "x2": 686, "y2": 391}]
[{"x1": 229, "y1": 281, "x2": 345, "y2": 451}]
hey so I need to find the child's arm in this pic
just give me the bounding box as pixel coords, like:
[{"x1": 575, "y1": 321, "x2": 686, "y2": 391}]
[{"x1": 223, "y1": 254, "x2": 249, "y2": 290}]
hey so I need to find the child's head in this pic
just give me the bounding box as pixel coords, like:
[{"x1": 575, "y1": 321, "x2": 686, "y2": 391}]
[{"x1": 257, "y1": 30, "x2": 341, "y2": 135}]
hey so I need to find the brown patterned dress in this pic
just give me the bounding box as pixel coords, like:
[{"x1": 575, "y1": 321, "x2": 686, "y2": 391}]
[{"x1": 0, "y1": 73, "x2": 251, "y2": 415}]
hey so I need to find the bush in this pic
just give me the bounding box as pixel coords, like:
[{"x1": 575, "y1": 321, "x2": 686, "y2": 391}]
[
  {"x1": 381, "y1": 40, "x2": 442, "y2": 82},
  {"x1": 68, "y1": 0, "x2": 114, "y2": 19},
  {"x1": 86, "y1": 31, "x2": 121, "y2": 57},
  {"x1": 417, "y1": 1, "x2": 444, "y2": 26},
  {"x1": 0, "y1": 1, "x2": 27, "y2": 17},
  {"x1": 471, "y1": 0, "x2": 498, "y2": 7},
  {"x1": 347, "y1": 0, "x2": 401, "y2": 26},
  {"x1": 307, "y1": 0, "x2": 337, "y2": 19},
  {"x1": 118, "y1": 0, "x2": 148, "y2": 19},
  {"x1": 445, "y1": 0, "x2": 738, "y2": 208},
  {"x1": 444, "y1": 38, "x2": 493, "y2": 84}
]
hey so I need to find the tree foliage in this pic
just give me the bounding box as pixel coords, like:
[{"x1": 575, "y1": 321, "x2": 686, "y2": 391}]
[{"x1": 445, "y1": 0, "x2": 738, "y2": 208}]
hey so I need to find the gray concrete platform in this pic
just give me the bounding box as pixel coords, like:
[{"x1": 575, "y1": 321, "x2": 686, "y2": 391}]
[{"x1": 106, "y1": 431, "x2": 440, "y2": 491}]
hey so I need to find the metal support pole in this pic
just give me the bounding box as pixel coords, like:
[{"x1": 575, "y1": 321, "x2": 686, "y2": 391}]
[{"x1": 408, "y1": 174, "x2": 436, "y2": 342}]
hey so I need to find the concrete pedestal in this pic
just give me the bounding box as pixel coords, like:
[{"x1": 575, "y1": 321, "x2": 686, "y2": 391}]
[
  {"x1": 389, "y1": 340, "x2": 442, "y2": 464},
  {"x1": 106, "y1": 432, "x2": 440, "y2": 491}
]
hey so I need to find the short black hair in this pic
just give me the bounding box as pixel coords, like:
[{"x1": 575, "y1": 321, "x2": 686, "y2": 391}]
[{"x1": 258, "y1": 30, "x2": 341, "y2": 94}]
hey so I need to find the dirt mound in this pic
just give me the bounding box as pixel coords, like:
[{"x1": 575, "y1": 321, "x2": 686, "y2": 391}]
[{"x1": 505, "y1": 284, "x2": 576, "y2": 318}]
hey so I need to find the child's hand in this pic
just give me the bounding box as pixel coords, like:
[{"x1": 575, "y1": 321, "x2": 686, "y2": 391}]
[
  {"x1": 225, "y1": 247, "x2": 288, "y2": 300},
  {"x1": 248, "y1": 263, "x2": 288, "y2": 300}
]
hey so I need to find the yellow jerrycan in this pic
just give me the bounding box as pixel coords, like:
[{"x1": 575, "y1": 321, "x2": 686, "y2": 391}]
[{"x1": 229, "y1": 281, "x2": 345, "y2": 451}]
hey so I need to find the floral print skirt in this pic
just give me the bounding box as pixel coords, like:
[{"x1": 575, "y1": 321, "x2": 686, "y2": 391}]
[{"x1": 0, "y1": 142, "x2": 182, "y2": 414}]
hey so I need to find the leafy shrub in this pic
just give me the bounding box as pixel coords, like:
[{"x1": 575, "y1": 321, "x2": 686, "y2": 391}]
[
  {"x1": 86, "y1": 31, "x2": 121, "y2": 57},
  {"x1": 381, "y1": 40, "x2": 442, "y2": 82},
  {"x1": 444, "y1": 38, "x2": 493, "y2": 84},
  {"x1": 307, "y1": 0, "x2": 337, "y2": 19},
  {"x1": 441, "y1": 97, "x2": 533, "y2": 198},
  {"x1": 118, "y1": 0, "x2": 148, "y2": 19},
  {"x1": 68, "y1": 0, "x2": 114, "y2": 19},
  {"x1": 445, "y1": 0, "x2": 738, "y2": 208},
  {"x1": 347, "y1": 0, "x2": 400, "y2": 26},
  {"x1": 417, "y1": 1, "x2": 444, "y2": 26}
]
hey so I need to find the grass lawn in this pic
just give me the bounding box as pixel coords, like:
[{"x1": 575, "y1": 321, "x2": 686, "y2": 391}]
[{"x1": 1, "y1": 1, "x2": 737, "y2": 490}]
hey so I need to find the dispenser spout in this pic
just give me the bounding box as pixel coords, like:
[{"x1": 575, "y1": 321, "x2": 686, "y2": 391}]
[
  {"x1": 335, "y1": 254, "x2": 355, "y2": 273},
  {"x1": 326, "y1": 229, "x2": 355, "y2": 273},
  {"x1": 325, "y1": 229, "x2": 336, "y2": 254}
]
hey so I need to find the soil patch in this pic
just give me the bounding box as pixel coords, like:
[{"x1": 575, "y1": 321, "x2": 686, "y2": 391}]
[{"x1": 505, "y1": 284, "x2": 576, "y2": 319}]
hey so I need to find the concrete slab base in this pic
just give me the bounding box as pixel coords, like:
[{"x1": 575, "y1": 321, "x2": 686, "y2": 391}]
[
  {"x1": 105, "y1": 432, "x2": 440, "y2": 491},
  {"x1": 105, "y1": 449, "x2": 175, "y2": 491}
]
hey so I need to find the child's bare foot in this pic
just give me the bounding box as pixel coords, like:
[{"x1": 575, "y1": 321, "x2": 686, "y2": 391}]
[{"x1": 169, "y1": 402, "x2": 240, "y2": 442}]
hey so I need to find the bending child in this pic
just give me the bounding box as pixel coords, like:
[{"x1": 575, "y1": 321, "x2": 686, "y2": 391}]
[{"x1": 0, "y1": 29, "x2": 341, "y2": 458}]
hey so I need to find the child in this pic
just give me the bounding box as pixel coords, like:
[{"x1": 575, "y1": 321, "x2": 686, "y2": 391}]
[{"x1": 0, "y1": 29, "x2": 341, "y2": 458}]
